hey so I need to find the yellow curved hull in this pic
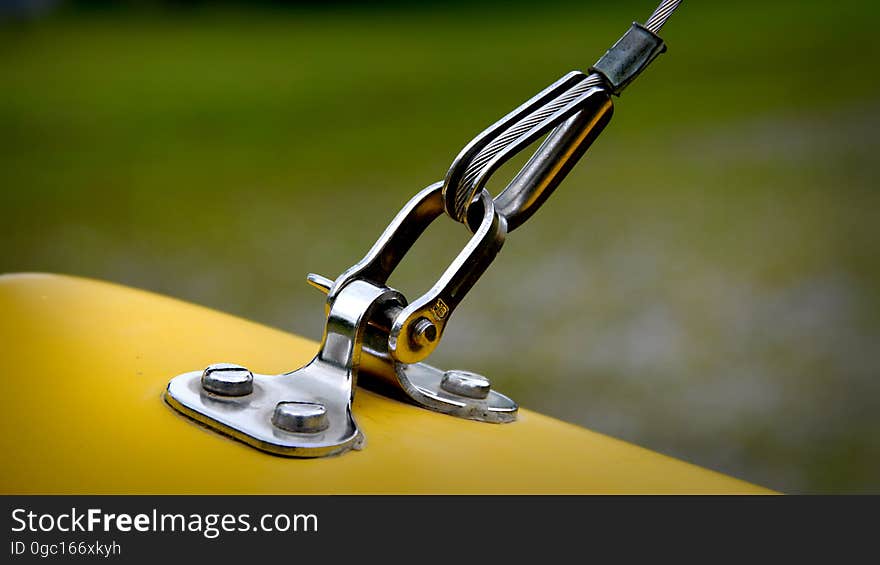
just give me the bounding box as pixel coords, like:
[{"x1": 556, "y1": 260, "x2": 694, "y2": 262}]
[{"x1": 0, "y1": 273, "x2": 772, "y2": 494}]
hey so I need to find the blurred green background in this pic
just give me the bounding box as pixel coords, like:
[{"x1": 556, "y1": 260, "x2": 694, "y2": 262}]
[{"x1": 2, "y1": 0, "x2": 878, "y2": 492}]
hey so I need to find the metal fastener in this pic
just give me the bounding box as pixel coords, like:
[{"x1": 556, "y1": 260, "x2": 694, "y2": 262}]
[
  {"x1": 272, "y1": 401, "x2": 329, "y2": 434},
  {"x1": 306, "y1": 273, "x2": 333, "y2": 295},
  {"x1": 440, "y1": 370, "x2": 491, "y2": 399},
  {"x1": 411, "y1": 317, "x2": 437, "y2": 348},
  {"x1": 201, "y1": 363, "x2": 254, "y2": 396}
]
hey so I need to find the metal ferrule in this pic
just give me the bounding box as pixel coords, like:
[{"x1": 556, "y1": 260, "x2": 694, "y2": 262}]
[{"x1": 589, "y1": 22, "x2": 666, "y2": 95}]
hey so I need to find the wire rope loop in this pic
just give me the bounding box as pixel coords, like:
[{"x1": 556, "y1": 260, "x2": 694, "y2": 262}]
[{"x1": 441, "y1": 72, "x2": 613, "y2": 234}]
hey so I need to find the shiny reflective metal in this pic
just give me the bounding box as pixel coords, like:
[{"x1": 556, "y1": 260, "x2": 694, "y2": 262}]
[
  {"x1": 166, "y1": 184, "x2": 517, "y2": 457},
  {"x1": 411, "y1": 318, "x2": 438, "y2": 348},
  {"x1": 331, "y1": 182, "x2": 505, "y2": 366},
  {"x1": 165, "y1": 279, "x2": 401, "y2": 457},
  {"x1": 323, "y1": 182, "x2": 517, "y2": 422},
  {"x1": 162, "y1": 0, "x2": 685, "y2": 458},
  {"x1": 166, "y1": 74, "x2": 615, "y2": 457},
  {"x1": 201, "y1": 363, "x2": 254, "y2": 397},
  {"x1": 440, "y1": 0, "x2": 682, "y2": 232},
  {"x1": 392, "y1": 363, "x2": 515, "y2": 423},
  {"x1": 441, "y1": 370, "x2": 491, "y2": 400},
  {"x1": 272, "y1": 401, "x2": 329, "y2": 434},
  {"x1": 443, "y1": 71, "x2": 613, "y2": 232}
]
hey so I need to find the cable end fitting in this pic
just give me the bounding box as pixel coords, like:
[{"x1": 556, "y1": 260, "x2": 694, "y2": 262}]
[{"x1": 590, "y1": 22, "x2": 666, "y2": 96}]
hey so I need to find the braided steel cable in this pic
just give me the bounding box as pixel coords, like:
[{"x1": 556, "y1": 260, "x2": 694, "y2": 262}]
[
  {"x1": 451, "y1": 0, "x2": 682, "y2": 223},
  {"x1": 452, "y1": 74, "x2": 605, "y2": 218},
  {"x1": 645, "y1": 0, "x2": 682, "y2": 33}
]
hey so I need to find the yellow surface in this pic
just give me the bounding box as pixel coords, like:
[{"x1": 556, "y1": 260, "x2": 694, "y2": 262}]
[{"x1": 0, "y1": 273, "x2": 772, "y2": 494}]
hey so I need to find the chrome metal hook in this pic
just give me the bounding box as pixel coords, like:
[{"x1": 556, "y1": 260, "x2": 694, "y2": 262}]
[{"x1": 442, "y1": 71, "x2": 613, "y2": 232}]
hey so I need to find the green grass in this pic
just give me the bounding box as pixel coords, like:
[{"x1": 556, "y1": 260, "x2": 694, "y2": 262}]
[{"x1": 2, "y1": 0, "x2": 879, "y2": 492}]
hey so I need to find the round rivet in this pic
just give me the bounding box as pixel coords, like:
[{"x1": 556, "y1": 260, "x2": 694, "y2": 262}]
[
  {"x1": 440, "y1": 370, "x2": 491, "y2": 399},
  {"x1": 201, "y1": 363, "x2": 253, "y2": 396},
  {"x1": 272, "y1": 401, "x2": 329, "y2": 434}
]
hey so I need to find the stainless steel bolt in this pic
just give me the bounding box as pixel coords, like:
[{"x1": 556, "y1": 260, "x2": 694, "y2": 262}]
[
  {"x1": 411, "y1": 317, "x2": 438, "y2": 348},
  {"x1": 272, "y1": 401, "x2": 329, "y2": 434},
  {"x1": 201, "y1": 363, "x2": 254, "y2": 396},
  {"x1": 440, "y1": 370, "x2": 491, "y2": 399}
]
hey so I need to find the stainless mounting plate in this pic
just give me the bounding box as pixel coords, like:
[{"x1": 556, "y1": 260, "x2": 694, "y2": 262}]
[
  {"x1": 166, "y1": 361, "x2": 363, "y2": 457},
  {"x1": 396, "y1": 363, "x2": 517, "y2": 423},
  {"x1": 165, "y1": 280, "x2": 403, "y2": 458}
]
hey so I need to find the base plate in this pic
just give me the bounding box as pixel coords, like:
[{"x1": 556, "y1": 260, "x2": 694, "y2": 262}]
[{"x1": 165, "y1": 360, "x2": 363, "y2": 458}]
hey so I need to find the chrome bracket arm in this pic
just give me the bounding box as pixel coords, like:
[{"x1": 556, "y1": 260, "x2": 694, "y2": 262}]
[
  {"x1": 320, "y1": 182, "x2": 518, "y2": 422},
  {"x1": 331, "y1": 182, "x2": 503, "y2": 364}
]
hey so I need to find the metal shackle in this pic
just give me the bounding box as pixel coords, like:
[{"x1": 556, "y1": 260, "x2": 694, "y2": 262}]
[{"x1": 328, "y1": 182, "x2": 506, "y2": 365}]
